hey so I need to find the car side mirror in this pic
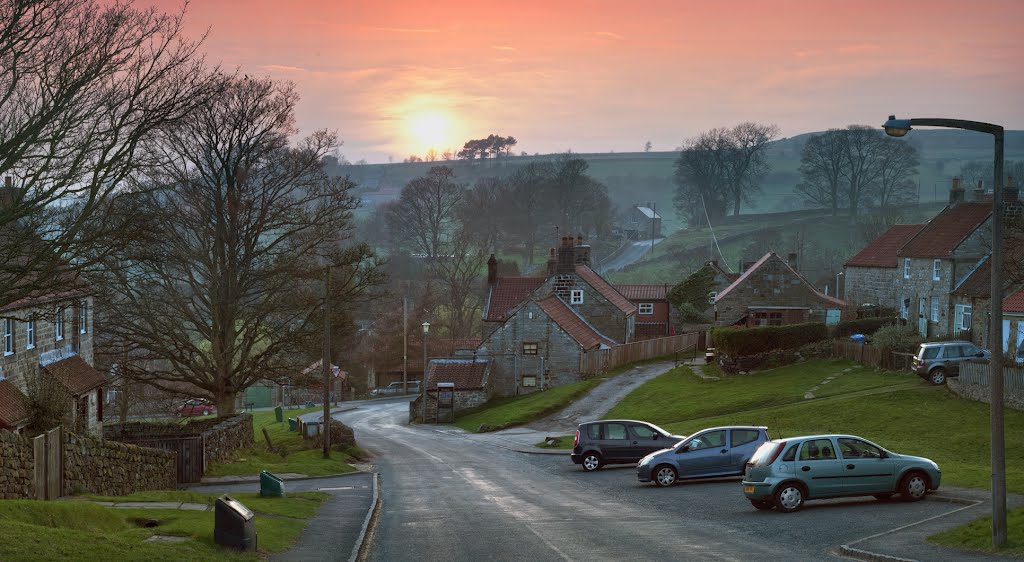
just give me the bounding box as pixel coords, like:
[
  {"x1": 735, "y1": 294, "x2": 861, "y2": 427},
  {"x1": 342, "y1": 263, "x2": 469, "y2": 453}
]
[
  {"x1": 879, "y1": 451, "x2": 888, "y2": 459},
  {"x1": 652, "y1": 433, "x2": 659, "y2": 440}
]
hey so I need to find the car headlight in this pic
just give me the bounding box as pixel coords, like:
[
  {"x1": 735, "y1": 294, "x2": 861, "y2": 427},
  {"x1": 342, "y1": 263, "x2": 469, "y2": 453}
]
[{"x1": 639, "y1": 454, "x2": 653, "y2": 466}]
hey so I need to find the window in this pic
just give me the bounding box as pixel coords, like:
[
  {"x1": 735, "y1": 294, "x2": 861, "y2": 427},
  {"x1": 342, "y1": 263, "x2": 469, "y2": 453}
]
[
  {"x1": 798, "y1": 438, "x2": 837, "y2": 461},
  {"x1": 754, "y1": 311, "x2": 784, "y2": 326},
  {"x1": 838, "y1": 438, "x2": 883, "y2": 459},
  {"x1": 570, "y1": 290, "x2": 584, "y2": 305},
  {"x1": 638, "y1": 303, "x2": 654, "y2": 315},
  {"x1": 522, "y1": 375, "x2": 536, "y2": 387},
  {"x1": 80, "y1": 301, "x2": 88, "y2": 334},
  {"x1": 904, "y1": 258, "x2": 911, "y2": 279},
  {"x1": 782, "y1": 444, "x2": 798, "y2": 462},
  {"x1": 586, "y1": 424, "x2": 602, "y2": 440},
  {"x1": 26, "y1": 319, "x2": 35, "y2": 350},
  {"x1": 54, "y1": 307, "x2": 64, "y2": 341},
  {"x1": 962, "y1": 305, "x2": 973, "y2": 331},
  {"x1": 3, "y1": 319, "x2": 13, "y2": 356},
  {"x1": 687, "y1": 429, "x2": 727, "y2": 451},
  {"x1": 604, "y1": 423, "x2": 627, "y2": 440},
  {"x1": 708, "y1": 291, "x2": 717, "y2": 304},
  {"x1": 900, "y1": 298, "x2": 909, "y2": 320},
  {"x1": 631, "y1": 424, "x2": 657, "y2": 439},
  {"x1": 522, "y1": 342, "x2": 538, "y2": 355},
  {"x1": 731, "y1": 429, "x2": 761, "y2": 447},
  {"x1": 931, "y1": 297, "x2": 939, "y2": 323},
  {"x1": 922, "y1": 346, "x2": 940, "y2": 360},
  {"x1": 933, "y1": 259, "x2": 941, "y2": 281}
]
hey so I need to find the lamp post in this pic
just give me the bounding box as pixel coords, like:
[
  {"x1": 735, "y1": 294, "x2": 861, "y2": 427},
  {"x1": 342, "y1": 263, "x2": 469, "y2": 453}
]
[
  {"x1": 883, "y1": 115, "x2": 1006, "y2": 547},
  {"x1": 421, "y1": 321, "x2": 430, "y2": 423}
]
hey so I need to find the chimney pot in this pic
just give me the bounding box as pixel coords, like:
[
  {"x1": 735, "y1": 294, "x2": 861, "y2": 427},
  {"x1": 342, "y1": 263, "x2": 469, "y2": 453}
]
[
  {"x1": 487, "y1": 254, "x2": 498, "y2": 284},
  {"x1": 949, "y1": 176, "x2": 965, "y2": 206},
  {"x1": 576, "y1": 234, "x2": 583, "y2": 247}
]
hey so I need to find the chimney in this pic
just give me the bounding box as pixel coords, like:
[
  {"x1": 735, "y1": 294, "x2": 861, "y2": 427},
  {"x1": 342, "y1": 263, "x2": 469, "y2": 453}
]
[
  {"x1": 1004, "y1": 175, "x2": 1018, "y2": 204},
  {"x1": 487, "y1": 254, "x2": 498, "y2": 284},
  {"x1": 556, "y1": 236, "x2": 575, "y2": 274},
  {"x1": 787, "y1": 252, "x2": 798, "y2": 270},
  {"x1": 573, "y1": 234, "x2": 591, "y2": 267},
  {"x1": 1005, "y1": 176, "x2": 1021, "y2": 223},
  {"x1": 546, "y1": 247, "x2": 557, "y2": 276},
  {"x1": 949, "y1": 176, "x2": 965, "y2": 206},
  {"x1": 973, "y1": 179, "x2": 985, "y2": 201}
]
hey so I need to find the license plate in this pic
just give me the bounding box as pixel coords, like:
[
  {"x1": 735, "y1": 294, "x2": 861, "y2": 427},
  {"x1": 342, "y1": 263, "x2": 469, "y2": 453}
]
[{"x1": 743, "y1": 485, "x2": 755, "y2": 494}]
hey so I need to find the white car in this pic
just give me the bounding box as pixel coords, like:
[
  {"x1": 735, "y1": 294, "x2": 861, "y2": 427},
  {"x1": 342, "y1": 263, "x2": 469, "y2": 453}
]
[{"x1": 370, "y1": 381, "x2": 420, "y2": 396}]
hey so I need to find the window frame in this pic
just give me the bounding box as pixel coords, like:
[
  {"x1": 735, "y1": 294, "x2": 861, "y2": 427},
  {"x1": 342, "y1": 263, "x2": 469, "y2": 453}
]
[
  {"x1": 932, "y1": 259, "x2": 941, "y2": 281},
  {"x1": 904, "y1": 258, "x2": 911, "y2": 279},
  {"x1": 900, "y1": 297, "x2": 909, "y2": 320},
  {"x1": 80, "y1": 301, "x2": 88, "y2": 334},
  {"x1": 638, "y1": 303, "x2": 654, "y2": 315},
  {"x1": 54, "y1": 306, "x2": 64, "y2": 341},
  {"x1": 522, "y1": 342, "x2": 538, "y2": 356},
  {"x1": 930, "y1": 296, "x2": 939, "y2": 323},
  {"x1": 26, "y1": 318, "x2": 35, "y2": 350},
  {"x1": 3, "y1": 318, "x2": 13, "y2": 356},
  {"x1": 570, "y1": 289, "x2": 584, "y2": 305},
  {"x1": 962, "y1": 305, "x2": 973, "y2": 330}
]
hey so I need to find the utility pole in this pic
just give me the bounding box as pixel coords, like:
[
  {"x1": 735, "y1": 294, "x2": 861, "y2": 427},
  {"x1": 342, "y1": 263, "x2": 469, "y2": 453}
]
[
  {"x1": 322, "y1": 267, "x2": 331, "y2": 459},
  {"x1": 650, "y1": 203, "x2": 656, "y2": 257},
  {"x1": 402, "y1": 296, "x2": 408, "y2": 395}
]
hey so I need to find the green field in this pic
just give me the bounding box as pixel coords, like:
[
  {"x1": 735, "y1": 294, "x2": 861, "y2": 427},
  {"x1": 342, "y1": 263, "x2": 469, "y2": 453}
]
[
  {"x1": 454, "y1": 378, "x2": 603, "y2": 432},
  {"x1": 930, "y1": 506, "x2": 1024, "y2": 556}
]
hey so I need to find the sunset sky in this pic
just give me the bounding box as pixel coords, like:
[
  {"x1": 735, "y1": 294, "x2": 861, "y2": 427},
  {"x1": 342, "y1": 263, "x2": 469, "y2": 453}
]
[{"x1": 155, "y1": 0, "x2": 1023, "y2": 163}]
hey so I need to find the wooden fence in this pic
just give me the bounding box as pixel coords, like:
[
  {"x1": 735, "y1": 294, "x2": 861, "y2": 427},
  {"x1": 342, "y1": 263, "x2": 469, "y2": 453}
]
[
  {"x1": 32, "y1": 426, "x2": 62, "y2": 500},
  {"x1": 581, "y1": 332, "x2": 700, "y2": 375},
  {"x1": 831, "y1": 340, "x2": 914, "y2": 371},
  {"x1": 119, "y1": 436, "x2": 204, "y2": 483},
  {"x1": 960, "y1": 362, "x2": 1024, "y2": 391}
]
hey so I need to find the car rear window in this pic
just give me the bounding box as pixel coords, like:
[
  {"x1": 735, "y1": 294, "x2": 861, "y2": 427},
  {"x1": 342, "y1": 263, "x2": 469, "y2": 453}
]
[
  {"x1": 731, "y1": 429, "x2": 761, "y2": 447},
  {"x1": 922, "y1": 347, "x2": 940, "y2": 359},
  {"x1": 586, "y1": 424, "x2": 601, "y2": 440},
  {"x1": 749, "y1": 441, "x2": 783, "y2": 466}
]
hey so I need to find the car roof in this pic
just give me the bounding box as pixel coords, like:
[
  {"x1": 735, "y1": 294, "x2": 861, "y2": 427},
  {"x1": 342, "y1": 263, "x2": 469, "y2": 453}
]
[
  {"x1": 920, "y1": 340, "x2": 971, "y2": 346},
  {"x1": 767, "y1": 434, "x2": 876, "y2": 443}
]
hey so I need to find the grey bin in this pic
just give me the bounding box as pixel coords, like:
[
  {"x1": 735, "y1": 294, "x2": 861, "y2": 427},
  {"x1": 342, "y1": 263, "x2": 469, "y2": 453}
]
[
  {"x1": 288, "y1": 417, "x2": 297, "y2": 431},
  {"x1": 214, "y1": 495, "x2": 257, "y2": 551},
  {"x1": 260, "y1": 470, "x2": 285, "y2": 497}
]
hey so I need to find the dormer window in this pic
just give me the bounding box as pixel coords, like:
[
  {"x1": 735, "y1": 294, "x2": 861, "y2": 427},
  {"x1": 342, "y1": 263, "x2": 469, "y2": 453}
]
[
  {"x1": 570, "y1": 290, "x2": 584, "y2": 304},
  {"x1": 904, "y1": 258, "x2": 911, "y2": 279},
  {"x1": 932, "y1": 259, "x2": 940, "y2": 281}
]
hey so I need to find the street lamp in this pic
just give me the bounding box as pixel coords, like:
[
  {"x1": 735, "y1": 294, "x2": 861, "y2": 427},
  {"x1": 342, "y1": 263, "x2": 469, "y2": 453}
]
[
  {"x1": 421, "y1": 321, "x2": 430, "y2": 423},
  {"x1": 883, "y1": 115, "x2": 1006, "y2": 547}
]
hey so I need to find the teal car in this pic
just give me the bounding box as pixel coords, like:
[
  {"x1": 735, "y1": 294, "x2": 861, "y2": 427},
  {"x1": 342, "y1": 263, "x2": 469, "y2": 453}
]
[{"x1": 742, "y1": 434, "x2": 941, "y2": 513}]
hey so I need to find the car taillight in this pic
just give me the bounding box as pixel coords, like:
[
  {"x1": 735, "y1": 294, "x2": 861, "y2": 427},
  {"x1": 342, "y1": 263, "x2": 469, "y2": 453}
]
[
  {"x1": 573, "y1": 430, "x2": 580, "y2": 449},
  {"x1": 765, "y1": 441, "x2": 786, "y2": 465}
]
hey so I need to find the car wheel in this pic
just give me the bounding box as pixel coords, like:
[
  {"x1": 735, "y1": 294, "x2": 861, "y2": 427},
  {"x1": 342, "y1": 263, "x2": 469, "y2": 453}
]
[
  {"x1": 873, "y1": 493, "x2": 894, "y2": 501},
  {"x1": 929, "y1": 368, "x2": 947, "y2": 385},
  {"x1": 581, "y1": 452, "x2": 603, "y2": 472},
  {"x1": 900, "y1": 472, "x2": 928, "y2": 502},
  {"x1": 774, "y1": 483, "x2": 805, "y2": 513},
  {"x1": 654, "y1": 465, "x2": 677, "y2": 487},
  {"x1": 750, "y1": 499, "x2": 774, "y2": 511}
]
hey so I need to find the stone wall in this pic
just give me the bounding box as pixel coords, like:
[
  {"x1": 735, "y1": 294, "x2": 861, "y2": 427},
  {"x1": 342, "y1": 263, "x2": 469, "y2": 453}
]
[
  {"x1": 63, "y1": 431, "x2": 175, "y2": 496},
  {"x1": 200, "y1": 414, "x2": 253, "y2": 464},
  {"x1": 948, "y1": 379, "x2": 1024, "y2": 411},
  {"x1": 844, "y1": 266, "x2": 899, "y2": 310},
  {"x1": 106, "y1": 414, "x2": 253, "y2": 474},
  {"x1": 0, "y1": 430, "x2": 34, "y2": 499},
  {"x1": 714, "y1": 254, "x2": 847, "y2": 326},
  {"x1": 411, "y1": 389, "x2": 488, "y2": 424}
]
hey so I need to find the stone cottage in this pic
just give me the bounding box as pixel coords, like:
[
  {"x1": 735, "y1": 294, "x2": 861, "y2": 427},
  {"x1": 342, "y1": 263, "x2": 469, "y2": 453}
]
[
  {"x1": 843, "y1": 223, "x2": 924, "y2": 310},
  {"x1": 410, "y1": 359, "x2": 493, "y2": 422},
  {"x1": 713, "y1": 252, "x2": 849, "y2": 326}
]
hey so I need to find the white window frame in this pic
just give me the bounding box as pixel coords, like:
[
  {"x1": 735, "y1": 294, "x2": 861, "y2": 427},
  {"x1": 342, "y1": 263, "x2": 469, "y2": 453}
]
[
  {"x1": 639, "y1": 303, "x2": 654, "y2": 315},
  {"x1": 930, "y1": 297, "x2": 939, "y2": 323},
  {"x1": 80, "y1": 301, "x2": 88, "y2": 334},
  {"x1": 900, "y1": 297, "x2": 908, "y2": 320},
  {"x1": 904, "y1": 258, "x2": 911, "y2": 279},
  {"x1": 3, "y1": 319, "x2": 13, "y2": 356},
  {"x1": 962, "y1": 305, "x2": 973, "y2": 331},
  {"x1": 932, "y1": 259, "x2": 941, "y2": 281},
  {"x1": 55, "y1": 306, "x2": 64, "y2": 341},
  {"x1": 570, "y1": 290, "x2": 584, "y2": 305},
  {"x1": 26, "y1": 318, "x2": 34, "y2": 350},
  {"x1": 954, "y1": 305, "x2": 964, "y2": 333},
  {"x1": 708, "y1": 291, "x2": 717, "y2": 304}
]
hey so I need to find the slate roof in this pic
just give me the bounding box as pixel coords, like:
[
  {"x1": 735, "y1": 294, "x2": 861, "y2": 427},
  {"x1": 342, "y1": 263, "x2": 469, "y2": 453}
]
[
  {"x1": 425, "y1": 359, "x2": 490, "y2": 390},
  {"x1": 483, "y1": 277, "x2": 545, "y2": 321},
  {"x1": 0, "y1": 379, "x2": 29, "y2": 429},
  {"x1": 952, "y1": 256, "x2": 991, "y2": 298},
  {"x1": 41, "y1": 355, "x2": 106, "y2": 395},
  {"x1": 715, "y1": 252, "x2": 845, "y2": 307},
  {"x1": 575, "y1": 265, "x2": 636, "y2": 315},
  {"x1": 899, "y1": 202, "x2": 991, "y2": 258},
  {"x1": 845, "y1": 224, "x2": 925, "y2": 268},
  {"x1": 536, "y1": 295, "x2": 616, "y2": 350},
  {"x1": 613, "y1": 284, "x2": 669, "y2": 301},
  {"x1": 637, "y1": 206, "x2": 661, "y2": 219}
]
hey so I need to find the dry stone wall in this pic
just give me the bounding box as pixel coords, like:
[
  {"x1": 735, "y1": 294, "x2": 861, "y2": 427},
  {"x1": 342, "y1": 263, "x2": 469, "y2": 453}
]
[
  {"x1": 0, "y1": 431, "x2": 34, "y2": 499},
  {"x1": 948, "y1": 379, "x2": 1024, "y2": 411},
  {"x1": 63, "y1": 432, "x2": 175, "y2": 496},
  {"x1": 201, "y1": 414, "x2": 253, "y2": 464}
]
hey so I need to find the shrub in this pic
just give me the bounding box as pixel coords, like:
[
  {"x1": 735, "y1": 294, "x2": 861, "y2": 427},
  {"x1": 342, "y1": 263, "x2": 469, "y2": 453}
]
[
  {"x1": 871, "y1": 324, "x2": 924, "y2": 352},
  {"x1": 712, "y1": 322, "x2": 829, "y2": 356},
  {"x1": 831, "y1": 317, "x2": 895, "y2": 338},
  {"x1": 676, "y1": 302, "x2": 710, "y2": 324}
]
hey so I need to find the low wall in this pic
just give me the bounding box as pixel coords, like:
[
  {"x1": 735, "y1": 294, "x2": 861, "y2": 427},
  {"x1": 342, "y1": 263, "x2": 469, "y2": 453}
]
[
  {"x1": 0, "y1": 431, "x2": 34, "y2": 499},
  {"x1": 948, "y1": 379, "x2": 1024, "y2": 411},
  {"x1": 411, "y1": 390, "x2": 488, "y2": 423},
  {"x1": 63, "y1": 432, "x2": 176, "y2": 496},
  {"x1": 201, "y1": 414, "x2": 253, "y2": 464}
]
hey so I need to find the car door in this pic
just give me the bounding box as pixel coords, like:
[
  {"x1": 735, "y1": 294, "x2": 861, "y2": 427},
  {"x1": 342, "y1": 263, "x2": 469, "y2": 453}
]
[
  {"x1": 728, "y1": 429, "x2": 765, "y2": 473},
  {"x1": 837, "y1": 437, "x2": 896, "y2": 494},
  {"x1": 599, "y1": 422, "x2": 632, "y2": 462},
  {"x1": 676, "y1": 429, "x2": 729, "y2": 477},
  {"x1": 796, "y1": 438, "x2": 846, "y2": 497},
  {"x1": 629, "y1": 423, "x2": 669, "y2": 458}
]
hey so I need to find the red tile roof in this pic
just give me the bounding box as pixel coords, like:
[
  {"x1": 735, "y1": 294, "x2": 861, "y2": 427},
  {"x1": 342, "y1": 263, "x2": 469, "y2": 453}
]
[
  {"x1": 0, "y1": 380, "x2": 29, "y2": 428},
  {"x1": 575, "y1": 265, "x2": 636, "y2": 315},
  {"x1": 845, "y1": 224, "x2": 925, "y2": 268},
  {"x1": 900, "y1": 202, "x2": 991, "y2": 258},
  {"x1": 1005, "y1": 288, "x2": 1024, "y2": 313},
  {"x1": 483, "y1": 277, "x2": 545, "y2": 321},
  {"x1": 537, "y1": 295, "x2": 616, "y2": 350},
  {"x1": 41, "y1": 355, "x2": 106, "y2": 395},
  {"x1": 613, "y1": 284, "x2": 669, "y2": 301},
  {"x1": 425, "y1": 359, "x2": 490, "y2": 390}
]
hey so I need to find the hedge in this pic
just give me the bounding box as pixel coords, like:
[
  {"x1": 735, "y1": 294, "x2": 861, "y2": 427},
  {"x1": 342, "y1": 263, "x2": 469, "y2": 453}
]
[
  {"x1": 830, "y1": 317, "x2": 894, "y2": 338},
  {"x1": 711, "y1": 322, "x2": 829, "y2": 356}
]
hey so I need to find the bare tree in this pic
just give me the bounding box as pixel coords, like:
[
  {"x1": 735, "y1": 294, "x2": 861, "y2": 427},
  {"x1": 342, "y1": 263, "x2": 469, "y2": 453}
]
[
  {"x1": 795, "y1": 129, "x2": 849, "y2": 216},
  {"x1": 722, "y1": 122, "x2": 779, "y2": 215},
  {"x1": 843, "y1": 126, "x2": 886, "y2": 217},
  {"x1": 0, "y1": 0, "x2": 219, "y2": 305},
  {"x1": 385, "y1": 166, "x2": 466, "y2": 258},
  {"x1": 502, "y1": 161, "x2": 555, "y2": 265},
  {"x1": 551, "y1": 154, "x2": 613, "y2": 235},
  {"x1": 429, "y1": 229, "x2": 487, "y2": 338},
  {"x1": 93, "y1": 76, "x2": 384, "y2": 414},
  {"x1": 873, "y1": 137, "x2": 920, "y2": 207},
  {"x1": 673, "y1": 132, "x2": 729, "y2": 226},
  {"x1": 458, "y1": 176, "x2": 506, "y2": 254}
]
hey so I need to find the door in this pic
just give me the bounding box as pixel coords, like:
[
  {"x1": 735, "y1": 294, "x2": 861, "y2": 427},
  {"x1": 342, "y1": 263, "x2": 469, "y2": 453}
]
[
  {"x1": 676, "y1": 429, "x2": 730, "y2": 477},
  {"x1": 837, "y1": 438, "x2": 895, "y2": 493},
  {"x1": 728, "y1": 429, "x2": 765, "y2": 473},
  {"x1": 599, "y1": 422, "x2": 632, "y2": 462},
  {"x1": 797, "y1": 438, "x2": 846, "y2": 497},
  {"x1": 918, "y1": 298, "x2": 928, "y2": 338},
  {"x1": 629, "y1": 423, "x2": 670, "y2": 458}
]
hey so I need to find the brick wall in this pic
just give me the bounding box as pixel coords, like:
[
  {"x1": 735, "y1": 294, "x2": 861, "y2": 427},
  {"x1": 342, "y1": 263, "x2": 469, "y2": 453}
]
[
  {"x1": 0, "y1": 430, "x2": 34, "y2": 499},
  {"x1": 63, "y1": 431, "x2": 175, "y2": 496}
]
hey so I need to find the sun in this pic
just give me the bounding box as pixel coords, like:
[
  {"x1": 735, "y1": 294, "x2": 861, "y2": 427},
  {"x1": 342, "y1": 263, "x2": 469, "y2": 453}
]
[{"x1": 406, "y1": 111, "x2": 453, "y2": 154}]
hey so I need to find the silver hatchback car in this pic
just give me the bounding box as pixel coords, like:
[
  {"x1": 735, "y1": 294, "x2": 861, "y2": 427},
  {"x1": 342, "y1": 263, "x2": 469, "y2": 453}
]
[{"x1": 637, "y1": 426, "x2": 769, "y2": 487}]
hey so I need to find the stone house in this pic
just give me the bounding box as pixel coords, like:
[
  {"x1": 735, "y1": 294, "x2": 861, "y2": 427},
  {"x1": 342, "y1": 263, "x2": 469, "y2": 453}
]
[
  {"x1": 713, "y1": 252, "x2": 849, "y2": 327},
  {"x1": 843, "y1": 223, "x2": 924, "y2": 310},
  {"x1": 949, "y1": 256, "x2": 992, "y2": 345},
  {"x1": 477, "y1": 294, "x2": 615, "y2": 397},
  {"x1": 410, "y1": 359, "x2": 493, "y2": 422},
  {"x1": 625, "y1": 205, "x2": 662, "y2": 238},
  {"x1": 0, "y1": 289, "x2": 104, "y2": 436},
  {"x1": 613, "y1": 284, "x2": 673, "y2": 340}
]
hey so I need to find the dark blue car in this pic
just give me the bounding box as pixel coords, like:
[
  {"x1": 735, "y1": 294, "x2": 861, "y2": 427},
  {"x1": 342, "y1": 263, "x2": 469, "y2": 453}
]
[{"x1": 637, "y1": 426, "x2": 769, "y2": 487}]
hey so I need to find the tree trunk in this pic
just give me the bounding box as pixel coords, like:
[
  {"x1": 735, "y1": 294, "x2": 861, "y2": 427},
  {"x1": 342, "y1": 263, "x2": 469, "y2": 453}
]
[{"x1": 216, "y1": 392, "x2": 237, "y2": 416}]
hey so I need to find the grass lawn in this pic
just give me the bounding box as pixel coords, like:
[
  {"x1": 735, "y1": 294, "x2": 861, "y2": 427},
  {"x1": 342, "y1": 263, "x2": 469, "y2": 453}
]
[
  {"x1": 205, "y1": 407, "x2": 359, "y2": 477},
  {"x1": 454, "y1": 377, "x2": 603, "y2": 432},
  {"x1": 929, "y1": 506, "x2": 1024, "y2": 556},
  {"x1": 0, "y1": 491, "x2": 328, "y2": 560}
]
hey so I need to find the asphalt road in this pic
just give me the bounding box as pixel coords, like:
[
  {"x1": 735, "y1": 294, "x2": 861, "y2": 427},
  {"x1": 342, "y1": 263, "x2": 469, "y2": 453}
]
[
  {"x1": 336, "y1": 400, "x2": 995, "y2": 562},
  {"x1": 597, "y1": 238, "x2": 665, "y2": 274}
]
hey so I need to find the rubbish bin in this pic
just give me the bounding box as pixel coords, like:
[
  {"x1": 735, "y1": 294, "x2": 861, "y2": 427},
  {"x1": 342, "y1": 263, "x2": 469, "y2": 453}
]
[
  {"x1": 850, "y1": 334, "x2": 866, "y2": 345},
  {"x1": 288, "y1": 418, "x2": 297, "y2": 431},
  {"x1": 274, "y1": 405, "x2": 283, "y2": 423},
  {"x1": 214, "y1": 495, "x2": 257, "y2": 550},
  {"x1": 259, "y1": 470, "x2": 285, "y2": 497}
]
